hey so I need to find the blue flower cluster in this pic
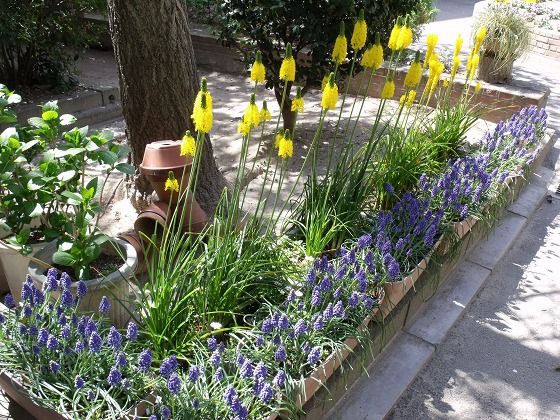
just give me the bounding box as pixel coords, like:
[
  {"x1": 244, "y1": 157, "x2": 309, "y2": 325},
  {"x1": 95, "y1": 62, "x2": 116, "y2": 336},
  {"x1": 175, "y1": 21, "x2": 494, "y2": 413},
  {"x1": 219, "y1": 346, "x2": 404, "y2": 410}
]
[{"x1": 0, "y1": 271, "x2": 151, "y2": 416}]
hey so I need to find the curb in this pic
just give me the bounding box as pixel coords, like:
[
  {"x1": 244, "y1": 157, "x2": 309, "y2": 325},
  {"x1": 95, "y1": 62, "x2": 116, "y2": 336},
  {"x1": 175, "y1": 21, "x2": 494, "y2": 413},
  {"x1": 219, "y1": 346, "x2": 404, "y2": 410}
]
[
  {"x1": 326, "y1": 146, "x2": 559, "y2": 419},
  {"x1": 11, "y1": 86, "x2": 122, "y2": 128}
]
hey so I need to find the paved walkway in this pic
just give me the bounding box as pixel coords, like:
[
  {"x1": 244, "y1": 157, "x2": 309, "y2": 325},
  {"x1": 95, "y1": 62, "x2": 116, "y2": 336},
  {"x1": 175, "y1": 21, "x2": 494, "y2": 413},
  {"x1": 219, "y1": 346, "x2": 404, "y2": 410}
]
[{"x1": 374, "y1": 1, "x2": 560, "y2": 419}]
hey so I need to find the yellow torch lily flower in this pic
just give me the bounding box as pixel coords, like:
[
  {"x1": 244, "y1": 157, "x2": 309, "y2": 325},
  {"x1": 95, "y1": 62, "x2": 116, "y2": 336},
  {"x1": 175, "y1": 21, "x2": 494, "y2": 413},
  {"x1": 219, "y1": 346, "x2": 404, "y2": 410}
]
[
  {"x1": 454, "y1": 34, "x2": 463, "y2": 57},
  {"x1": 423, "y1": 33, "x2": 439, "y2": 68},
  {"x1": 280, "y1": 43, "x2": 296, "y2": 82},
  {"x1": 475, "y1": 81, "x2": 482, "y2": 93},
  {"x1": 406, "y1": 90, "x2": 416, "y2": 107},
  {"x1": 164, "y1": 171, "x2": 179, "y2": 192},
  {"x1": 291, "y1": 87, "x2": 304, "y2": 112},
  {"x1": 260, "y1": 100, "x2": 271, "y2": 122},
  {"x1": 388, "y1": 17, "x2": 402, "y2": 51},
  {"x1": 361, "y1": 33, "x2": 384, "y2": 70},
  {"x1": 381, "y1": 78, "x2": 395, "y2": 99},
  {"x1": 250, "y1": 51, "x2": 266, "y2": 84},
  {"x1": 180, "y1": 131, "x2": 196, "y2": 157},
  {"x1": 191, "y1": 78, "x2": 213, "y2": 134},
  {"x1": 332, "y1": 22, "x2": 348, "y2": 64},
  {"x1": 396, "y1": 20, "x2": 413, "y2": 51},
  {"x1": 351, "y1": 10, "x2": 367, "y2": 51},
  {"x1": 321, "y1": 73, "x2": 338, "y2": 110},
  {"x1": 243, "y1": 93, "x2": 261, "y2": 128},
  {"x1": 278, "y1": 130, "x2": 294, "y2": 159},
  {"x1": 404, "y1": 51, "x2": 423, "y2": 87},
  {"x1": 237, "y1": 116, "x2": 251, "y2": 136}
]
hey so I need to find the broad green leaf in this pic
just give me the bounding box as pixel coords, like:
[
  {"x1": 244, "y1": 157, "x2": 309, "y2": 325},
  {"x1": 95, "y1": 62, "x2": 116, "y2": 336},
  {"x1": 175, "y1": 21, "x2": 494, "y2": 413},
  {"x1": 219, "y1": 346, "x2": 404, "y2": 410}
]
[
  {"x1": 59, "y1": 242, "x2": 73, "y2": 252},
  {"x1": 61, "y1": 191, "x2": 83, "y2": 205},
  {"x1": 0, "y1": 127, "x2": 17, "y2": 145},
  {"x1": 20, "y1": 139, "x2": 40, "y2": 152},
  {"x1": 15, "y1": 227, "x2": 30, "y2": 245},
  {"x1": 53, "y1": 147, "x2": 85, "y2": 158},
  {"x1": 115, "y1": 162, "x2": 135, "y2": 175},
  {"x1": 41, "y1": 110, "x2": 59, "y2": 121},
  {"x1": 57, "y1": 170, "x2": 77, "y2": 182},
  {"x1": 7, "y1": 94, "x2": 21, "y2": 104},
  {"x1": 52, "y1": 251, "x2": 76, "y2": 267},
  {"x1": 28, "y1": 117, "x2": 48, "y2": 128},
  {"x1": 28, "y1": 203, "x2": 44, "y2": 218},
  {"x1": 97, "y1": 150, "x2": 118, "y2": 166},
  {"x1": 42, "y1": 100, "x2": 59, "y2": 112},
  {"x1": 59, "y1": 114, "x2": 76, "y2": 126}
]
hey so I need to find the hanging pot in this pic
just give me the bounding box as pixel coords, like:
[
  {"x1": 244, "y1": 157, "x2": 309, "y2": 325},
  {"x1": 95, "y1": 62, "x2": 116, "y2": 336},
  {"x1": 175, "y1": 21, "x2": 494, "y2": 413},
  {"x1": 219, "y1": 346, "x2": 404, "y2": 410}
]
[{"x1": 139, "y1": 140, "x2": 192, "y2": 204}]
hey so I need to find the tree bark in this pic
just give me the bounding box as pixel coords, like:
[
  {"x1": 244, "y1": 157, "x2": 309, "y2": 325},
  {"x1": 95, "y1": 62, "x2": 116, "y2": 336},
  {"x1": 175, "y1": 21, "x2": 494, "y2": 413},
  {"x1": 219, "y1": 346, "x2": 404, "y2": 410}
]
[{"x1": 107, "y1": 0, "x2": 228, "y2": 216}]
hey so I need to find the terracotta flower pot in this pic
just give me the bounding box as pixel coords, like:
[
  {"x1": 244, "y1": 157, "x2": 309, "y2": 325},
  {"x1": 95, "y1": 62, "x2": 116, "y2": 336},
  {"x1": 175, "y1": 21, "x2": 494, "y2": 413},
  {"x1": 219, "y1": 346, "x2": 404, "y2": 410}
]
[
  {"x1": 134, "y1": 199, "x2": 207, "y2": 241},
  {"x1": 139, "y1": 140, "x2": 192, "y2": 204},
  {"x1": 0, "y1": 371, "x2": 148, "y2": 419},
  {"x1": 27, "y1": 239, "x2": 137, "y2": 328}
]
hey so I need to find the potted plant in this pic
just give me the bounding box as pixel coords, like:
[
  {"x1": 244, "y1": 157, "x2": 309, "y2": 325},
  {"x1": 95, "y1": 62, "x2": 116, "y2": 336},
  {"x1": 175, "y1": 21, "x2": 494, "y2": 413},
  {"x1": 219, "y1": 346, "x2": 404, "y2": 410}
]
[
  {"x1": 20, "y1": 106, "x2": 137, "y2": 326},
  {"x1": 0, "y1": 87, "x2": 56, "y2": 302},
  {"x1": 473, "y1": 1, "x2": 531, "y2": 84},
  {"x1": 0, "y1": 274, "x2": 152, "y2": 418}
]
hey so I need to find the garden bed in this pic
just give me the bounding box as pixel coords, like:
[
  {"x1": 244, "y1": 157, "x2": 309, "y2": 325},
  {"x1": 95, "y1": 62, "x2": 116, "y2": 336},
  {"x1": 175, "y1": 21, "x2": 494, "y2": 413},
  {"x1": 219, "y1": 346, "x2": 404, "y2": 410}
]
[{"x1": 298, "y1": 127, "x2": 557, "y2": 419}]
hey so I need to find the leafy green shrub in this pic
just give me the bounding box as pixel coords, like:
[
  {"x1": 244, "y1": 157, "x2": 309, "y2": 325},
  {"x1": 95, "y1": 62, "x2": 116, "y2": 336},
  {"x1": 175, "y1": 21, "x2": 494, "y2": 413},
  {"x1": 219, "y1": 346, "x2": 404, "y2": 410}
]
[
  {"x1": 217, "y1": 0, "x2": 433, "y2": 125},
  {"x1": 0, "y1": 0, "x2": 104, "y2": 88}
]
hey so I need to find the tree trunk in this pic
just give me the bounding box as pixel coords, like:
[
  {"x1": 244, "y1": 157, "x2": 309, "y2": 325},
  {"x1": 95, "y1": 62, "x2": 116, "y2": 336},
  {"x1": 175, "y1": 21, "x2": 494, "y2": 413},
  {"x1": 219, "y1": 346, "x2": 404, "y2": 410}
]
[
  {"x1": 274, "y1": 84, "x2": 296, "y2": 132},
  {"x1": 107, "y1": 0, "x2": 228, "y2": 216}
]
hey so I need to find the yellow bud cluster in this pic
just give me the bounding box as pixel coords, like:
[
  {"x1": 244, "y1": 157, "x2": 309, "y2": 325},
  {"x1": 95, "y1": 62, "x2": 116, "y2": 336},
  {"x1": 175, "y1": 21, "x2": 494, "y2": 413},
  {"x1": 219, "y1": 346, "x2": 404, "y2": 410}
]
[
  {"x1": 423, "y1": 33, "x2": 439, "y2": 68},
  {"x1": 332, "y1": 35, "x2": 348, "y2": 64},
  {"x1": 404, "y1": 60, "x2": 422, "y2": 87},
  {"x1": 164, "y1": 172, "x2": 179, "y2": 193},
  {"x1": 291, "y1": 96, "x2": 304, "y2": 113},
  {"x1": 243, "y1": 101, "x2": 261, "y2": 128},
  {"x1": 388, "y1": 21, "x2": 402, "y2": 50},
  {"x1": 280, "y1": 57, "x2": 296, "y2": 82},
  {"x1": 361, "y1": 44, "x2": 384, "y2": 70},
  {"x1": 396, "y1": 25, "x2": 413, "y2": 50},
  {"x1": 351, "y1": 15, "x2": 367, "y2": 50},
  {"x1": 260, "y1": 101, "x2": 272, "y2": 122},
  {"x1": 192, "y1": 90, "x2": 213, "y2": 134},
  {"x1": 278, "y1": 130, "x2": 294, "y2": 159},
  {"x1": 237, "y1": 116, "x2": 251, "y2": 137},
  {"x1": 250, "y1": 60, "x2": 265, "y2": 84},
  {"x1": 180, "y1": 131, "x2": 196, "y2": 157},
  {"x1": 381, "y1": 78, "x2": 395, "y2": 99},
  {"x1": 321, "y1": 74, "x2": 339, "y2": 110}
]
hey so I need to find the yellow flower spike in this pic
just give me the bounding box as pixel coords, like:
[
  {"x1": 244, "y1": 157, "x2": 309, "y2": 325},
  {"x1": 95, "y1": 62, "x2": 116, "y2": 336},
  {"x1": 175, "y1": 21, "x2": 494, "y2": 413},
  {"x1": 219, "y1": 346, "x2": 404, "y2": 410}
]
[
  {"x1": 396, "y1": 18, "x2": 413, "y2": 51},
  {"x1": 406, "y1": 90, "x2": 416, "y2": 107},
  {"x1": 429, "y1": 76, "x2": 439, "y2": 96},
  {"x1": 274, "y1": 132, "x2": 282, "y2": 149},
  {"x1": 332, "y1": 22, "x2": 348, "y2": 64},
  {"x1": 237, "y1": 116, "x2": 251, "y2": 136},
  {"x1": 250, "y1": 51, "x2": 266, "y2": 84},
  {"x1": 404, "y1": 51, "x2": 423, "y2": 87},
  {"x1": 423, "y1": 33, "x2": 439, "y2": 68},
  {"x1": 191, "y1": 78, "x2": 213, "y2": 133},
  {"x1": 321, "y1": 73, "x2": 339, "y2": 110},
  {"x1": 280, "y1": 43, "x2": 296, "y2": 82},
  {"x1": 475, "y1": 81, "x2": 482, "y2": 93},
  {"x1": 388, "y1": 17, "x2": 402, "y2": 51},
  {"x1": 351, "y1": 10, "x2": 367, "y2": 51},
  {"x1": 260, "y1": 100, "x2": 271, "y2": 122},
  {"x1": 399, "y1": 94, "x2": 406, "y2": 106},
  {"x1": 381, "y1": 77, "x2": 395, "y2": 99},
  {"x1": 451, "y1": 55, "x2": 461, "y2": 80},
  {"x1": 164, "y1": 171, "x2": 179, "y2": 193},
  {"x1": 454, "y1": 34, "x2": 464, "y2": 57},
  {"x1": 361, "y1": 33, "x2": 384, "y2": 70},
  {"x1": 180, "y1": 130, "x2": 196, "y2": 157},
  {"x1": 475, "y1": 26, "x2": 487, "y2": 47},
  {"x1": 468, "y1": 53, "x2": 480, "y2": 80},
  {"x1": 291, "y1": 87, "x2": 304, "y2": 112},
  {"x1": 443, "y1": 78, "x2": 450, "y2": 87},
  {"x1": 278, "y1": 130, "x2": 294, "y2": 159},
  {"x1": 243, "y1": 93, "x2": 261, "y2": 128}
]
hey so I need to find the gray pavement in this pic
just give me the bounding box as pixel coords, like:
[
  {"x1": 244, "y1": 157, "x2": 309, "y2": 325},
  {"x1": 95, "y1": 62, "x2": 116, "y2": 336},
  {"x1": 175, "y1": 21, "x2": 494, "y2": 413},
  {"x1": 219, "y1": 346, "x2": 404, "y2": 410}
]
[{"x1": 388, "y1": 184, "x2": 560, "y2": 420}]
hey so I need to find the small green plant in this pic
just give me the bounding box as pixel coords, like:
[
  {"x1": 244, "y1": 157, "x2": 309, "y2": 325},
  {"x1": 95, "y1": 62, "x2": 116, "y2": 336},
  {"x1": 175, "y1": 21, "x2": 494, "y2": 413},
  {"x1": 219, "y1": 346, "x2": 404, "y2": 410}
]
[{"x1": 0, "y1": 89, "x2": 134, "y2": 278}]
